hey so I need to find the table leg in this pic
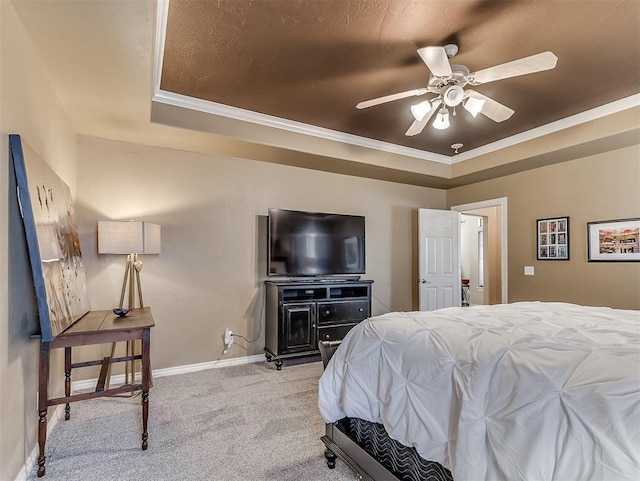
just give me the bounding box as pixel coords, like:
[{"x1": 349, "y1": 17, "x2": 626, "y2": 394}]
[
  {"x1": 64, "y1": 347, "x2": 71, "y2": 420},
  {"x1": 37, "y1": 342, "x2": 50, "y2": 478},
  {"x1": 126, "y1": 340, "x2": 134, "y2": 385},
  {"x1": 141, "y1": 328, "x2": 151, "y2": 450}
]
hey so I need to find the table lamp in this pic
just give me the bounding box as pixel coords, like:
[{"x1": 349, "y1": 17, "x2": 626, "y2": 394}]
[
  {"x1": 98, "y1": 220, "x2": 160, "y2": 387},
  {"x1": 98, "y1": 221, "x2": 161, "y2": 309}
]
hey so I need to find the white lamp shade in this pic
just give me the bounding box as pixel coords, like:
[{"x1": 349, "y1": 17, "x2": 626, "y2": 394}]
[
  {"x1": 410, "y1": 100, "x2": 431, "y2": 121},
  {"x1": 464, "y1": 96, "x2": 486, "y2": 117},
  {"x1": 432, "y1": 107, "x2": 450, "y2": 130},
  {"x1": 98, "y1": 221, "x2": 161, "y2": 254}
]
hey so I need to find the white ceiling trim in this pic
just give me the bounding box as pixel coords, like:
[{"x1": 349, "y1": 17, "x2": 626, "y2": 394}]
[
  {"x1": 153, "y1": 0, "x2": 169, "y2": 93},
  {"x1": 152, "y1": 89, "x2": 452, "y2": 164},
  {"x1": 451, "y1": 94, "x2": 640, "y2": 163},
  {"x1": 152, "y1": 89, "x2": 639, "y2": 166}
]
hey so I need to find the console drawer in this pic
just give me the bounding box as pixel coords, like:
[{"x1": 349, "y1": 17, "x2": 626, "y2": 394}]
[
  {"x1": 318, "y1": 301, "x2": 369, "y2": 324},
  {"x1": 318, "y1": 324, "x2": 357, "y2": 342}
]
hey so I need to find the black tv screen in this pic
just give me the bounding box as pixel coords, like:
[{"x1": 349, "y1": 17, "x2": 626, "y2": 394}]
[{"x1": 268, "y1": 209, "x2": 365, "y2": 277}]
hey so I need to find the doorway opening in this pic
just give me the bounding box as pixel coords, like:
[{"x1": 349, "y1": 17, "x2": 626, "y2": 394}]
[{"x1": 451, "y1": 198, "x2": 508, "y2": 304}]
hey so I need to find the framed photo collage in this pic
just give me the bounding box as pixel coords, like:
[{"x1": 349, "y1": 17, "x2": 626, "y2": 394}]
[{"x1": 537, "y1": 216, "x2": 569, "y2": 260}]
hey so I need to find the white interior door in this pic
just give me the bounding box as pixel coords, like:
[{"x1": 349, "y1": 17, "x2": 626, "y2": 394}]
[{"x1": 419, "y1": 208, "x2": 461, "y2": 311}]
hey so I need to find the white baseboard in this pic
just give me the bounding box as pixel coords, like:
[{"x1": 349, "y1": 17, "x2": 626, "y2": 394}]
[
  {"x1": 71, "y1": 353, "x2": 265, "y2": 392},
  {"x1": 14, "y1": 404, "x2": 64, "y2": 481},
  {"x1": 15, "y1": 353, "x2": 265, "y2": 481}
]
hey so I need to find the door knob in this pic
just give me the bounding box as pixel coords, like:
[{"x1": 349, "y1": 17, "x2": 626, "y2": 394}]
[{"x1": 420, "y1": 279, "x2": 431, "y2": 284}]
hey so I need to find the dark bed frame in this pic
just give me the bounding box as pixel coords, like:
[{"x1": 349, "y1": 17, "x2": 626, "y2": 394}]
[
  {"x1": 322, "y1": 419, "x2": 393, "y2": 481},
  {"x1": 318, "y1": 341, "x2": 453, "y2": 481}
]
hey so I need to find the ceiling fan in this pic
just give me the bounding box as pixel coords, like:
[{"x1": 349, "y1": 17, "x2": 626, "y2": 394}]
[{"x1": 356, "y1": 44, "x2": 558, "y2": 136}]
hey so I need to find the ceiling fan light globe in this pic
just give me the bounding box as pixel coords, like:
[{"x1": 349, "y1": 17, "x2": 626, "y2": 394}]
[
  {"x1": 443, "y1": 85, "x2": 465, "y2": 107},
  {"x1": 433, "y1": 107, "x2": 450, "y2": 130},
  {"x1": 411, "y1": 100, "x2": 431, "y2": 121},
  {"x1": 464, "y1": 96, "x2": 486, "y2": 117}
]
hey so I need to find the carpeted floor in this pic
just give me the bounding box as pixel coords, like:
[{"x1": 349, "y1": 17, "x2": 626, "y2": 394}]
[{"x1": 29, "y1": 361, "x2": 358, "y2": 480}]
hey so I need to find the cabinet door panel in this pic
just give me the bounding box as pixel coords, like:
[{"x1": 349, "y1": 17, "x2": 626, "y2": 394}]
[{"x1": 282, "y1": 303, "x2": 316, "y2": 353}]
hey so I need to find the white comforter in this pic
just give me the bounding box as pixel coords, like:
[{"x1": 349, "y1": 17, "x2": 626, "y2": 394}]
[{"x1": 318, "y1": 302, "x2": 640, "y2": 481}]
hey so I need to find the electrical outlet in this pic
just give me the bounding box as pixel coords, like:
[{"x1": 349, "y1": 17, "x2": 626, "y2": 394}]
[{"x1": 223, "y1": 329, "x2": 234, "y2": 355}]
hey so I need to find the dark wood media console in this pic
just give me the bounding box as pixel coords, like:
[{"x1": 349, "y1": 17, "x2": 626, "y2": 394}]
[{"x1": 264, "y1": 279, "x2": 373, "y2": 369}]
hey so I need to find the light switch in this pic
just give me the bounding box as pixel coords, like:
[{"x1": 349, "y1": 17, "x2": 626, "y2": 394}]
[{"x1": 524, "y1": 266, "x2": 535, "y2": 276}]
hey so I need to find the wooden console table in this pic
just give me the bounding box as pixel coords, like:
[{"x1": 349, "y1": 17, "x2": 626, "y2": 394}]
[{"x1": 37, "y1": 307, "x2": 155, "y2": 477}]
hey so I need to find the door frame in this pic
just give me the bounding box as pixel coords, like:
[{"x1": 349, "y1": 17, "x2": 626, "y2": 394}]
[{"x1": 451, "y1": 197, "x2": 508, "y2": 304}]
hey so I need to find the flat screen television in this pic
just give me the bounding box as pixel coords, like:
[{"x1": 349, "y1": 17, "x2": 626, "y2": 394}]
[{"x1": 268, "y1": 208, "x2": 365, "y2": 277}]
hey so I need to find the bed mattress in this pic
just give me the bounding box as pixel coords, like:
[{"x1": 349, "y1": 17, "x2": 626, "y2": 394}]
[{"x1": 319, "y1": 302, "x2": 640, "y2": 481}]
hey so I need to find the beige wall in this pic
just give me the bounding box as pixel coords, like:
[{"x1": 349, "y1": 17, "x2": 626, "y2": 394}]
[
  {"x1": 0, "y1": 2, "x2": 78, "y2": 480},
  {"x1": 75, "y1": 135, "x2": 446, "y2": 372},
  {"x1": 448, "y1": 145, "x2": 640, "y2": 310}
]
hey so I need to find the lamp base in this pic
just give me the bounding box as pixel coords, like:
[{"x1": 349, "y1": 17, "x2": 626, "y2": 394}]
[
  {"x1": 105, "y1": 254, "x2": 147, "y2": 394},
  {"x1": 120, "y1": 253, "x2": 144, "y2": 310}
]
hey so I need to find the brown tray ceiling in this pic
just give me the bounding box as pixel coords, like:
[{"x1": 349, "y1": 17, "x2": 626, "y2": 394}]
[{"x1": 159, "y1": 0, "x2": 640, "y2": 157}]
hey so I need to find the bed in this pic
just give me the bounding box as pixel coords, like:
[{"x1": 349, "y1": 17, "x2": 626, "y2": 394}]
[{"x1": 318, "y1": 302, "x2": 640, "y2": 481}]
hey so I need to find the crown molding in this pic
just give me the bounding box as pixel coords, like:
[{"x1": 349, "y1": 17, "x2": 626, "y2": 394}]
[
  {"x1": 450, "y1": 94, "x2": 640, "y2": 163},
  {"x1": 153, "y1": 89, "x2": 639, "y2": 166},
  {"x1": 152, "y1": 90, "x2": 452, "y2": 164},
  {"x1": 153, "y1": 0, "x2": 169, "y2": 94}
]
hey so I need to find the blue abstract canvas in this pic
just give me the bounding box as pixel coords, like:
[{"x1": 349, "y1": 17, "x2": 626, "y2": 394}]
[{"x1": 10, "y1": 134, "x2": 90, "y2": 341}]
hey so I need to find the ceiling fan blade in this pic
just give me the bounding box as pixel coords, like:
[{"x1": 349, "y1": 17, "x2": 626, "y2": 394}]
[
  {"x1": 356, "y1": 88, "x2": 429, "y2": 109},
  {"x1": 465, "y1": 90, "x2": 514, "y2": 122},
  {"x1": 470, "y1": 51, "x2": 558, "y2": 84},
  {"x1": 417, "y1": 47, "x2": 453, "y2": 77},
  {"x1": 405, "y1": 99, "x2": 441, "y2": 136}
]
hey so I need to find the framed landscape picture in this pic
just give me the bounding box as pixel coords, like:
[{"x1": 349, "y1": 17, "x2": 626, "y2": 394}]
[
  {"x1": 537, "y1": 216, "x2": 570, "y2": 260},
  {"x1": 587, "y1": 218, "x2": 640, "y2": 262}
]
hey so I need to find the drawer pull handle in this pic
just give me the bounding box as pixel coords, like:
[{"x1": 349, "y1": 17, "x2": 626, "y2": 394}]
[
  {"x1": 325, "y1": 310, "x2": 330, "y2": 315},
  {"x1": 325, "y1": 334, "x2": 330, "y2": 339},
  {"x1": 359, "y1": 308, "x2": 363, "y2": 312}
]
